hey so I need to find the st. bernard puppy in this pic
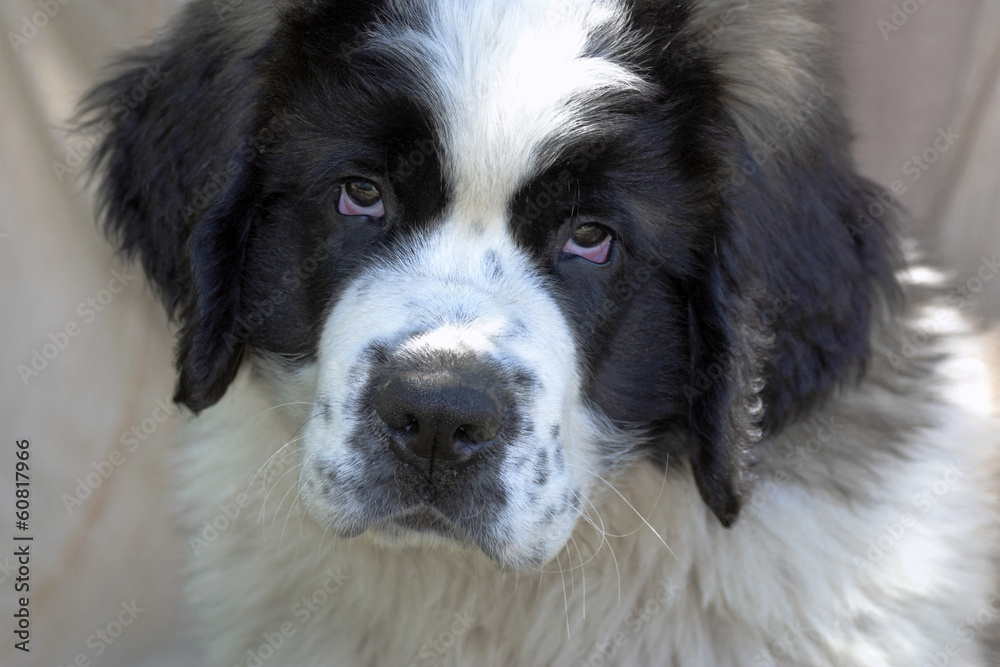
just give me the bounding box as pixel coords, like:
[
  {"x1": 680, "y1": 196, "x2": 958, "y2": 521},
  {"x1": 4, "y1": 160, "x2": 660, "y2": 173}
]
[{"x1": 81, "y1": 0, "x2": 1000, "y2": 664}]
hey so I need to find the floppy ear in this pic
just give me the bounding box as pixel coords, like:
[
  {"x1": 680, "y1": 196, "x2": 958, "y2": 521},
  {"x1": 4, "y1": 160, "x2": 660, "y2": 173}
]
[
  {"x1": 685, "y1": 120, "x2": 900, "y2": 527},
  {"x1": 79, "y1": 5, "x2": 276, "y2": 411},
  {"x1": 648, "y1": 3, "x2": 902, "y2": 527},
  {"x1": 685, "y1": 223, "x2": 768, "y2": 527}
]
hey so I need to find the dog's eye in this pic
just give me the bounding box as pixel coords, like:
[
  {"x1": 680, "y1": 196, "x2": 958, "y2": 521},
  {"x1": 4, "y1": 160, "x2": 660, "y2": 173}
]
[
  {"x1": 338, "y1": 181, "x2": 385, "y2": 218},
  {"x1": 562, "y1": 223, "x2": 613, "y2": 264}
]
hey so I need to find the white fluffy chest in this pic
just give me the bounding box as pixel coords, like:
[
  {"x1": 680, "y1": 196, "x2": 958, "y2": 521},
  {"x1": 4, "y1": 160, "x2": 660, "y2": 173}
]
[{"x1": 176, "y1": 367, "x2": 996, "y2": 667}]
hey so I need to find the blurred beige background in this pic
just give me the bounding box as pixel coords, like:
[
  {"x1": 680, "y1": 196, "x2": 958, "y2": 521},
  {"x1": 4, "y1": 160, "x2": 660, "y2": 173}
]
[{"x1": 0, "y1": 1, "x2": 998, "y2": 665}]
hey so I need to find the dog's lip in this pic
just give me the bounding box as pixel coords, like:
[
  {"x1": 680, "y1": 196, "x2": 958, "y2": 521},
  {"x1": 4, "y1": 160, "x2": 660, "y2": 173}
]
[
  {"x1": 383, "y1": 505, "x2": 462, "y2": 534},
  {"x1": 364, "y1": 505, "x2": 478, "y2": 544},
  {"x1": 329, "y1": 493, "x2": 530, "y2": 568}
]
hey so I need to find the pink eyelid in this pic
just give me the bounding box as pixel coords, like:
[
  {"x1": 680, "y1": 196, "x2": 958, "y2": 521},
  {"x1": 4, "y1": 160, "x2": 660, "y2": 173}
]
[
  {"x1": 562, "y1": 235, "x2": 612, "y2": 264},
  {"x1": 338, "y1": 186, "x2": 385, "y2": 218}
]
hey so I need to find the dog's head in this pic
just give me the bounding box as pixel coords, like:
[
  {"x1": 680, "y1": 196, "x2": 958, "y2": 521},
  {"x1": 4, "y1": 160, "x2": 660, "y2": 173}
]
[{"x1": 83, "y1": 0, "x2": 897, "y2": 567}]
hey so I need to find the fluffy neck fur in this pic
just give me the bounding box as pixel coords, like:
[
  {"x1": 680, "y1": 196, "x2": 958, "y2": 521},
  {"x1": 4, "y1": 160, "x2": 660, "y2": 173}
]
[{"x1": 175, "y1": 304, "x2": 998, "y2": 666}]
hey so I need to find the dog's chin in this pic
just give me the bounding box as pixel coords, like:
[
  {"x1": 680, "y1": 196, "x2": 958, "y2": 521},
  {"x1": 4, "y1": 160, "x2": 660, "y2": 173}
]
[
  {"x1": 365, "y1": 508, "x2": 479, "y2": 552},
  {"x1": 307, "y1": 501, "x2": 565, "y2": 570}
]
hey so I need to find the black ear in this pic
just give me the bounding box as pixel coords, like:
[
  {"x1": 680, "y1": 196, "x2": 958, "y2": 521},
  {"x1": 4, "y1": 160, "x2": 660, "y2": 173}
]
[
  {"x1": 686, "y1": 130, "x2": 900, "y2": 527},
  {"x1": 79, "y1": 5, "x2": 277, "y2": 411},
  {"x1": 685, "y1": 225, "x2": 768, "y2": 527},
  {"x1": 633, "y1": 3, "x2": 903, "y2": 527}
]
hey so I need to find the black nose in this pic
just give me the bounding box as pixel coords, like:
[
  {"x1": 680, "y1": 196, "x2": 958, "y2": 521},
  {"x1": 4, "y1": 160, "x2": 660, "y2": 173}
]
[{"x1": 376, "y1": 370, "x2": 504, "y2": 465}]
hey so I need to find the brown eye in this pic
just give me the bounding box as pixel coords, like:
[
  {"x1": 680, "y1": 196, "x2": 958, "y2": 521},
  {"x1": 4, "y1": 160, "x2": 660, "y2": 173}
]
[
  {"x1": 563, "y1": 223, "x2": 613, "y2": 264},
  {"x1": 571, "y1": 223, "x2": 611, "y2": 248},
  {"x1": 346, "y1": 181, "x2": 381, "y2": 207},
  {"x1": 338, "y1": 181, "x2": 385, "y2": 217}
]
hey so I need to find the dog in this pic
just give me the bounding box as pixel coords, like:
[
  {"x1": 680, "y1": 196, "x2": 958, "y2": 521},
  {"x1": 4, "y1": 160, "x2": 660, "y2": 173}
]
[{"x1": 81, "y1": 0, "x2": 1000, "y2": 664}]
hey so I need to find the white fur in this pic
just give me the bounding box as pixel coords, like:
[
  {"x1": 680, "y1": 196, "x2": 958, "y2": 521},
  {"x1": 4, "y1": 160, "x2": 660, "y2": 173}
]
[
  {"x1": 367, "y1": 0, "x2": 645, "y2": 222},
  {"x1": 163, "y1": 1, "x2": 1000, "y2": 665},
  {"x1": 177, "y1": 306, "x2": 998, "y2": 666},
  {"x1": 298, "y1": 223, "x2": 616, "y2": 567}
]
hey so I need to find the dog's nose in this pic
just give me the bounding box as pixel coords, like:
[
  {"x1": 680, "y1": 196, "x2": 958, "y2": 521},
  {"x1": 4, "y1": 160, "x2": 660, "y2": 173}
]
[{"x1": 376, "y1": 370, "x2": 504, "y2": 465}]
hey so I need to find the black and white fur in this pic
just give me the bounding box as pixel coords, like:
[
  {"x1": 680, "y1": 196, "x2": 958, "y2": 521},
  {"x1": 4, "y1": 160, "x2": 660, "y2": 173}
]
[{"x1": 81, "y1": 0, "x2": 1000, "y2": 664}]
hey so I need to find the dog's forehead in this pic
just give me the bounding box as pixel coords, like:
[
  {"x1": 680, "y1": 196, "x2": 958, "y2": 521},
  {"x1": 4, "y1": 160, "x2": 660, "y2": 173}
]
[{"x1": 365, "y1": 0, "x2": 645, "y2": 225}]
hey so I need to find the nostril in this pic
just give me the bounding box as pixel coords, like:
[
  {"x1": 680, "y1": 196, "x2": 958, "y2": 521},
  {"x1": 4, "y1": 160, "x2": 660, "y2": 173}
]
[
  {"x1": 403, "y1": 416, "x2": 419, "y2": 434},
  {"x1": 454, "y1": 425, "x2": 486, "y2": 446},
  {"x1": 458, "y1": 413, "x2": 502, "y2": 445}
]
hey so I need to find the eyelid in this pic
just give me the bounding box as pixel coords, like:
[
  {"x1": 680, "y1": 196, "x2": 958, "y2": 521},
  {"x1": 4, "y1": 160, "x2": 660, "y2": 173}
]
[
  {"x1": 338, "y1": 182, "x2": 386, "y2": 218},
  {"x1": 562, "y1": 224, "x2": 613, "y2": 264}
]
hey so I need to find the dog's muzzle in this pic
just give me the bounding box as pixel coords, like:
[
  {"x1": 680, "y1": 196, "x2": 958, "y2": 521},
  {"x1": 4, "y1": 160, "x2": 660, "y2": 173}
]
[{"x1": 298, "y1": 230, "x2": 601, "y2": 566}]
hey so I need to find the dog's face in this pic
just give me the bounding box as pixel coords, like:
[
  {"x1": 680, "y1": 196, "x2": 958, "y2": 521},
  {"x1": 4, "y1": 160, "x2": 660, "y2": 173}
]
[
  {"x1": 278, "y1": 2, "x2": 701, "y2": 567},
  {"x1": 83, "y1": 0, "x2": 897, "y2": 568}
]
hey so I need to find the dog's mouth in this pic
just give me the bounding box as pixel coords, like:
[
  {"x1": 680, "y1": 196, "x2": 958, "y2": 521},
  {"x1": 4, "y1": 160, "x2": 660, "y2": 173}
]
[
  {"x1": 300, "y1": 440, "x2": 515, "y2": 549},
  {"x1": 298, "y1": 396, "x2": 589, "y2": 568},
  {"x1": 368, "y1": 506, "x2": 473, "y2": 544}
]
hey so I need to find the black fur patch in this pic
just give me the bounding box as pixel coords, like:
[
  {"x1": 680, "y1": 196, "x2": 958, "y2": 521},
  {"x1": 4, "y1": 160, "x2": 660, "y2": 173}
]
[{"x1": 82, "y1": 0, "x2": 900, "y2": 528}]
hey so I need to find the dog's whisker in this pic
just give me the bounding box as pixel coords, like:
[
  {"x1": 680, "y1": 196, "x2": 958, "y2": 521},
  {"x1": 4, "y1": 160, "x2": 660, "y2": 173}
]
[
  {"x1": 559, "y1": 492, "x2": 622, "y2": 594},
  {"x1": 568, "y1": 485, "x2": 622, "y2": 605},
  {"x1": 569, "y1": 487, "x2": 607, "y2": 538},
  {"x1": 243, "y1": 412, "x2": 322, "y2": 519},
  {"x1": 534, "y1": 561, "x2": 545, "y2": 601},
  {"x1": 554, "y1": 550, "x2": 571, "y2": 639},
  {"x1": 565, "y1": 457, "x2": 678, "y2": 563},
  {"x1": 261, "y1": 443, "x2": 311, "y2": 511},
  {"x1": 273, "y1": 453, "x2": 318, "y2": 534},
  {"x1": 565, "y1": 540, "x2": 576, "y2": 597},
  {"x1": 259, "y1": 461, "x2": 304, "y2": 537},
  {"x1": 569, "y1": 535, "x2": 586, "y2": 619},
  {"x1": 270, "y1": 464, "x2": 305, "y2": 547},
  {"x1": 277, "y1": 465, "x2": 310, "y2": 552},
  {"x1": 256, "y1": 445, "x2": 308, "y2": 527},
  {"x1": 246, "y1": 436, "x2": 307, "y2": 527},
  {"x1": 226, "y1": 402, "x2": 318, "y2": 445},
  {"x1": 318, "y1": 522, "x2": 335, "y2": 558}
]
